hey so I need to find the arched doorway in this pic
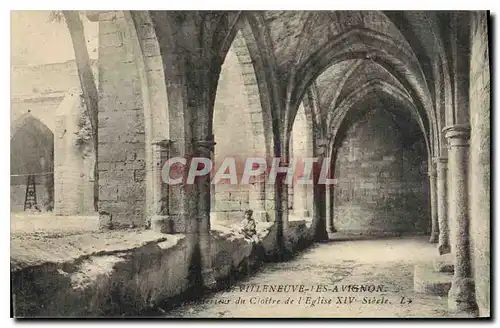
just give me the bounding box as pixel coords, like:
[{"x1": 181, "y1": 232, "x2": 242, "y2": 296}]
[{"x1": 11, "y1": 114, "x2": 54, "y2": 212}]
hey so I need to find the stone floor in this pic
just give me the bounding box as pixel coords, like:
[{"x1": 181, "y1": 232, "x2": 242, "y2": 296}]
[{"x1": 165, "y1": 236, "x2": 455, "y2": 318}]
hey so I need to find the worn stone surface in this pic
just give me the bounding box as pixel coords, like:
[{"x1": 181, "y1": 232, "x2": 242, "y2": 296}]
[
  {"x1": 444, "y1": 124, "x2": 477, "y2": 314},
  {"x1": 54, "y1": 92, "x2": 96, "y2": 215},
  {"x1": 435, "y1": 157, "x2": 450, "y2": 255},
  {"x1": 428, "y1": 165, "x2": 439, "y2": 243},
  {"x1": 11, "y1": 232, "x2": 188, "y2": 317},
  {"x1": 166, "y1": 237, "x2": 458, "y2": 318},
  {"x1": 97, "y1": 13, "x2": 148, "y2": 228},
  {"x1": 11, "y1": 216, "x2": 313, "y2": 317},
  {"x1": 333, "y1": 108, "x2": 429, "y2": 235},
  {"x1": 414, "y1": 264, "x2": 452, "y2": 296},
  {"x1": 433, "y1": 253, "x2": 454, "y2": 273},
  {"x1": 11, "y1": 213, "x2": 99, "y2": 236},
  {"x1": 469, "y1": 11, "x2": 490, "y2": 318},
  {"x1": 10, "y1": 229, "x2": 172, "y2": 272}
]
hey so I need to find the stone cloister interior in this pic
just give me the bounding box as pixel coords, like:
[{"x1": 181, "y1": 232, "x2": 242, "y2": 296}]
[{"x1": 10, "y1": 11, "x2": 490, "y2": 318}]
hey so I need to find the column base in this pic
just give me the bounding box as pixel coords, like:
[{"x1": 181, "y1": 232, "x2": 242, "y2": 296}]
[
  {"x1": 329, "y1": 226, "x2": 337, "y2": 233},
  {"x1": 429, "y1": 232, "x2": 439, "y2": 243},
  {"x1": 314, "y1": 220, "x2": 330, "y2": 242},
  {"x1": 448, "y1": 277, "x2": 478, "y2": 315},
  {"x1": 315, "y1": 231, "x2": 330, "y2": 242},
  {"x1": 98, "y1": 211, "x2": 113, "y2": 230},
  {"x1": 438, "y1": 243, "x2": 451, "y2": 255},
  {"x1": 433, "y1": 253, "x2": 454, "y2": 273}
]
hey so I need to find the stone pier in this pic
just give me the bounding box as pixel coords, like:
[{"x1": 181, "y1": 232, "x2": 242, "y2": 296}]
[{"x1": 444, "y1": 124, "x2": 478, "y2": 314}]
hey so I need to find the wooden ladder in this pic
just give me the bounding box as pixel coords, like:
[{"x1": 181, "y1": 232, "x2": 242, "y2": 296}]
[{"x1": 23, "y1": 173, "x2": 38, "y2": 211}]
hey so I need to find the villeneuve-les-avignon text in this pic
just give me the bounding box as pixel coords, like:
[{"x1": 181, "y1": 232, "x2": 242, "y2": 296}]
[{"x1": 161, "y1": 157, "x2": 338, "y2": 185}]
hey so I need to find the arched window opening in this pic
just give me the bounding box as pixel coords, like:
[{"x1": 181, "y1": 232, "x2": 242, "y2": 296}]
[{"x1": 211, "y1": 30, "x2": 269, "y2": 227}]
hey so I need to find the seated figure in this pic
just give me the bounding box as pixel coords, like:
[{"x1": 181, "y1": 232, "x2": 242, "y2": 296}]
[{"x1": 240, "y1": 209, "x2": 257, "y2": 240}]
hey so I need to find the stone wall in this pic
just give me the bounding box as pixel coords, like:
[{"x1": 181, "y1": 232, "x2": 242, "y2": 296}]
[
  {"x1": 11, "y1": 61, "x2": 98, "y2": 215},
  {"x1": 54, "y1": 93, "x2": 96, "y2": 215},
  {"x1": 11, "y1": 60, "x2": 99, "y2": 134},
  {"x1": 469, "y1": 11, "x2": 490, "y2": 318},
  {"x1": 11, "y1": 221, "x2": 313, "y2": 317},
  {"x1": 333, "y1": 108, "x2": 430, "y2": 235},
  {"x1": 97, "y1": 12, "x2": 147, "y2": 228}
]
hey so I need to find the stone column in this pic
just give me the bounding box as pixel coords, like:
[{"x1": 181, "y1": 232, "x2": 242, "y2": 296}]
[
  {"x1": 150, "y1": 139, "x2": 171, "y2": 232},
  {"x1": 293, "y1": 183, "x2": 310, "y2": 218},
  {"x1": 325, "y1": 184, "x2": 331, "y2": 231},
  {"x1": 434, "y1": 156, "x2": 450, "y2": 254},
  {"x1": 444, "y1": 124, "x2": 477, "y2": 313},
  {"x1": 312, "y1": 144, "x2": 329, "y2": 242},
  {"x1": 326, "y1": 184, "x2": 336, "y2": 232},
  {"x1": 312, "y1": 166, "x2": 328, "y2": 241},
  {"x1": 193, "y1": 138, "x2": 217, "y2": 288},
  {"x1": 428, "y1": 163, "x2": 439, "y2": 243},
  {"x1": 272, "y1": 156, "x2": 290, "y2": 260},
  {"x1": 276, "y1": 158, "x2": 290, "y2": 232}
]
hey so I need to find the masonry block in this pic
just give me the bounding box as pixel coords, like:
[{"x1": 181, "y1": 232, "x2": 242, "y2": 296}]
[
  {"x1": 215, "y1": 200, "x2": 242, "y2": 212},
  {"x1": 97, "y1": 17, "x2": 148, "y2": 228},
  {"x1": 265, "y1": 199, "x2": 276, "y2": 210},
  {"x1": 333, "y1": 108, "x2": 429, "y2": 235},
  {"x1": 53, "y1": 93, "x2": 96, "y2": 215},
  {"x1": 117, "y1": 182, "x2": 145, "y2": 202},
  {"x1": 433, "y1": 253, "x2": 454, "y2": 273},
  {"x1": 99, "y1": 184, "x2": 119, "y2": 201},
  {"x1": 414, "y1": 264, "x2": 452, "y2": 296},
  {"x1": 100, "y1": 31, "x2": 124, "y2": 48}
]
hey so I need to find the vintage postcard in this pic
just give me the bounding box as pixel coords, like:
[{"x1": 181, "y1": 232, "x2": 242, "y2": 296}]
[{"x1": 10, "y1": 10, "x2": 491, "y2": 318}]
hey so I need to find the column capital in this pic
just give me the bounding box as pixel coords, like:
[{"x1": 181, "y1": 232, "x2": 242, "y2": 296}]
[
  {"x1": 428, "y1": 167, "x2": 437, "y2": 177},
  {"x1": 316, "y1": 138, "x2": 328, "y2": 147},
  {"x1": 434, "y1": 156, "x2": 448, "y2": 172},
  {"x1": 443, "y1": 124, "x2": 470, "y2": 147},
  {"x1": 316, "y1": 139, "x2": 329, "y2": 156},
  {"x1": 152, "y1": 139, "x2": 172, "y2": 149},
  {"x1": 193, "y1": 138, "x2": 216, "y2": 156},
  {"x1": 433, "y1": 156, "x2": 448, "y2": 164}
]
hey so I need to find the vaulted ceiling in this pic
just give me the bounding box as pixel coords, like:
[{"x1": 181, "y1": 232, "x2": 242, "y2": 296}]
[
  {"x1": 246, "y1": 10, "x2": 444, "y2": 150},
  {"x1": 262, "y1": 11, "x2": 409, "y2": 75},
  {"x1": 146, "y1": 10, "x2": 452, "y2": 154}
]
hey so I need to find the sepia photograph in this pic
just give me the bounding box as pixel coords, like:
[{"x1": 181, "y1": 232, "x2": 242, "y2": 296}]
[{"x1": 9, "y1": 9, "x2": 491, "y2": 319}]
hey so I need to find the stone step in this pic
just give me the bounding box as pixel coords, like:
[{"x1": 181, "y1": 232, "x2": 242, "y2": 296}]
[
  {"x1": 414, "y1": 264, "x2": 453, "y2": 296},
  {"x1": 433, "y1": 253, "x2": 454, "y2": 273}
]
